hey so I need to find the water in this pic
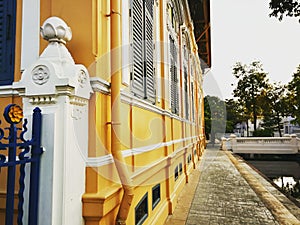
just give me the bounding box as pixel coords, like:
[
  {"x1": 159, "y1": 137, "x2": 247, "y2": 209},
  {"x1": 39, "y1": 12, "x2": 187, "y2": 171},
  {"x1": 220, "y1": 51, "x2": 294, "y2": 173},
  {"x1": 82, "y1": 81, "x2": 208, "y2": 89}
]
[{"x1": 246, "y1": 160, "x2": 300, "y2": 202}]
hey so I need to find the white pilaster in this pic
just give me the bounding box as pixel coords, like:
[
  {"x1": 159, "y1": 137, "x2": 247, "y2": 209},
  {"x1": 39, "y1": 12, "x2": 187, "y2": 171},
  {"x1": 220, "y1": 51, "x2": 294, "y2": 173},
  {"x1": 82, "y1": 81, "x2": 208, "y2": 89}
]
[{"x1": 14, "y1": 17, "x2": 93, "y2": 225}]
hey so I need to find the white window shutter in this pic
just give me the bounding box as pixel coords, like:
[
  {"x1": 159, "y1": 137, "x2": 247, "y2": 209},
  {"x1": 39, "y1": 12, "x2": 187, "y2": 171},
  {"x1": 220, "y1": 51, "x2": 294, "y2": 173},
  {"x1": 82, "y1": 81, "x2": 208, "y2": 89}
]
[{"x1": 131, "y1": 0, "x2": 145, "y2": 98}]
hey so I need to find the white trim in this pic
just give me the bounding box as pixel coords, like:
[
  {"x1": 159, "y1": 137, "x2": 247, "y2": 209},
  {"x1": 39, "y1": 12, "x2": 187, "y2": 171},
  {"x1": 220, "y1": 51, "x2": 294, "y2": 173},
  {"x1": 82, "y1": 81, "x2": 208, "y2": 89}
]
[
  {"x1": 122, "y1": 0, "x2": 131, "y2": 86},
  {"x1": 86, "y1": 136, "x2": 199, "y2": 166},
  {"x1": 121, "y1": 90, "x2": 194, "y2": 123},
  {"x1": 154, "y1": 2, "x2": 161, "y2": 103},
  {"x1": 121, "y1": 90, "x2": 164, "y2": 115},
  {"x1": 86, "y1": 154, "x2": 114, "y2": 167},
  {"x1": 90, "y1": 77, "x2": 110, "y2": 94},
  {"x1": 0, "y1": 85, "x2": 19, "y2": 97},
  {"x1": 21, "y1": 0, "x2": 40, "y2": 71},
  {"x1": 122, "y1": 142, "x2": 164, "y2": 157}
]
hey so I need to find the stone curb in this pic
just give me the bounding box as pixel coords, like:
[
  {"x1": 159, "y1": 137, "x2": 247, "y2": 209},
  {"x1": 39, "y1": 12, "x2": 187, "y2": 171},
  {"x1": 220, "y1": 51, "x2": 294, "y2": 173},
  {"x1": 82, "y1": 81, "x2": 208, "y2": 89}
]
[{"x1": 224, "y1": 150, "x2": 300, "y2": 225}]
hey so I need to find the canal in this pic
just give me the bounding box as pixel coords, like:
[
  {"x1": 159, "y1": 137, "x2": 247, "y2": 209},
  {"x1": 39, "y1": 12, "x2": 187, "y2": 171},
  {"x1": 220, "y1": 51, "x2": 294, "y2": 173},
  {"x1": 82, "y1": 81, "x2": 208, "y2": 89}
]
[{"x1": 246, "y1": 160, "x2": 300, "y2": 203}]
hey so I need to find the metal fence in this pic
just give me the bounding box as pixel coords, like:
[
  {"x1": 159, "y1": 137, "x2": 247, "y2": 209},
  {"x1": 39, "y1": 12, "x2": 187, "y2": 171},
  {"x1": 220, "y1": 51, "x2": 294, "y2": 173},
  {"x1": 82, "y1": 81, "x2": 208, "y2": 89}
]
[{"x1": 0, "y1": 104, "x2": 43, "y2": 225}]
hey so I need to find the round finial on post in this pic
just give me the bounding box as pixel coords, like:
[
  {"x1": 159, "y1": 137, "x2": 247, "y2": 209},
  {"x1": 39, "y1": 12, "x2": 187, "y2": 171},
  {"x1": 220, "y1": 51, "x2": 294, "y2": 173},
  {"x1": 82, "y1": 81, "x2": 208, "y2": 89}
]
[{"x1": 40, "y1": 17, "x2": 72, "y2": 44}]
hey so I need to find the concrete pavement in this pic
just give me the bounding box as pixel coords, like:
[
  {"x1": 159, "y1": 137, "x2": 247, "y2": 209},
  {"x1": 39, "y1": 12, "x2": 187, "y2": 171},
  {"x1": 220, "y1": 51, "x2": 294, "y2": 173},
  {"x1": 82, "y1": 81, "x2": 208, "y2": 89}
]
[{"x1": 165, "y1": 147, "x2": 300, "y2": 225}]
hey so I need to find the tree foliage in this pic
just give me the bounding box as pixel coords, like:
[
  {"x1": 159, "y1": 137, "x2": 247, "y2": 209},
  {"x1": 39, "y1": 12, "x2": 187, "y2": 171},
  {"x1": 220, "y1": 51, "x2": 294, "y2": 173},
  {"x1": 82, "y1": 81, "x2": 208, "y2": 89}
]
[
  {"x1": 225, "y1": 99, "x2": 245, "y2": 133},
  {"x1": 287, "y1": 65, "x2": 300, "y2": 124},
  {"x1": 269, "y1": 0, "x2": 300, "y2": 22},
  {"x1": 232, "y1": 61, "x2": 269, "y2": 132},
  {"x1": 259, "y1": 83, "x2": 288, "y2": 136},
  {"x1": 204, "y1": 96, "x2": 226, "y2": 142}
]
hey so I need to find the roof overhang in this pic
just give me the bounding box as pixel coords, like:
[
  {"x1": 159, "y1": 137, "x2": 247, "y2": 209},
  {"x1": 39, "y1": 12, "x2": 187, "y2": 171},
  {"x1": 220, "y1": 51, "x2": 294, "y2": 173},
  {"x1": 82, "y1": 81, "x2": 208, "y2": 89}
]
[{"x1": 188, "y1": 0, "x2": 211, "y2": 70}]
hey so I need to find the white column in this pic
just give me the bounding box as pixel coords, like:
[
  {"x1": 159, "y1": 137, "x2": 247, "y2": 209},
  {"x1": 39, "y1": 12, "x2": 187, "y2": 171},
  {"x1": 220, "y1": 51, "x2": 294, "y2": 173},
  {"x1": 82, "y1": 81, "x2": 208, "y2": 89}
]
[{"x1": 14, "y1": 17, "x2": 93, "y2": 225}]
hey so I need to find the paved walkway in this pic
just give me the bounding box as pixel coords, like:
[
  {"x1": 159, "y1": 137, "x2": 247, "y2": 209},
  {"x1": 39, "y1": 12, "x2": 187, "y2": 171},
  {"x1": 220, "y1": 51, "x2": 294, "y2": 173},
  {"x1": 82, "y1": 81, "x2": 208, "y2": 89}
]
[{"x1": 165, "y1": 148, "x2": 300, "y2": 225}]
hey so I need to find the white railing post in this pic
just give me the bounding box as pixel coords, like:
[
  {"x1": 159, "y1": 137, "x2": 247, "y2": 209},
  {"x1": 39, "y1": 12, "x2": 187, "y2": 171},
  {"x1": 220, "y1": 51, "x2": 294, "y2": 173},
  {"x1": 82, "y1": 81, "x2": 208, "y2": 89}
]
[
  {"x1": 221, "y1": 137, "x2": 227, "y2": 150},
  {"x1": 297, "y1": 137, "x2": 300, "y2": 153},
  {"x1": 14, "y1": 17, "x2": 93, "y2": 225},
  {"x1": 230, "y1": 134, "x2": 237, "y2": 152},
  {"x1": 290, "y1": 134, "x2": 298, "y2": 153}
]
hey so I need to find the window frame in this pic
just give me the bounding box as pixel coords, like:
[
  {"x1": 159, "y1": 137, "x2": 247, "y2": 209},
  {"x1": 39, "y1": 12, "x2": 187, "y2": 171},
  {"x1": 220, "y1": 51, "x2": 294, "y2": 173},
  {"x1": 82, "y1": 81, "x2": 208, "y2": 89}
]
[
  {"x1": 152, "y1": 184, "x2": 161, "y2": 210},
  {"x1": 135, "y1": 193, "x2": 149, "y2": 225},
  {"x1": 174, "y1": 165, "x2": 179, "y2": 181}
]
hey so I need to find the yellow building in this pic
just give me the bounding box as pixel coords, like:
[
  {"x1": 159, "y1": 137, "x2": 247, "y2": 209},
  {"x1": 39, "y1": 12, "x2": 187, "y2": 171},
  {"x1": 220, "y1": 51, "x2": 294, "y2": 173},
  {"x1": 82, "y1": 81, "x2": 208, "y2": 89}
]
[{"x1": 0, "y1": 0, "x2": 208, "y2": 224}]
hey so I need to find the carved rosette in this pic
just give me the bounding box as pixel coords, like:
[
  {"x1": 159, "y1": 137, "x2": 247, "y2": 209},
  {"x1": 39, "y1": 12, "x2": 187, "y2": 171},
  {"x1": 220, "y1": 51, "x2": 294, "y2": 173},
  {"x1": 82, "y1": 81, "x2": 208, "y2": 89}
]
[
  {"x1": 78, "y1": 70, "x2": 87, "y2": 88},
  {"x1": 32, "y1": 65, "x2": 50, "y2": 85}
]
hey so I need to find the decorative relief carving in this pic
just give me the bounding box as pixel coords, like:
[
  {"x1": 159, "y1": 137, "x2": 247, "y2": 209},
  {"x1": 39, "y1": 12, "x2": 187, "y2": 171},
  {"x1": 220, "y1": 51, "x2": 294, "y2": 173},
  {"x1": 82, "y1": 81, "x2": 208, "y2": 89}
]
[
  {"x1": 32, "y1": 65, "x2": 50, "y2": 85},
  {"x1": 70, "y1": 96, "x2": 88, "y2": 106},
  {"x1": 71, "y1": 99, "x2": 88, "y2": 120},
  {"x1": 29, "y1": 96, "x2": 56, "y2": 104},
  {"x1": 71, "y1": 106, "x2": 87, "y2": 120},
  {"x1": 77, "y1": 70, "x2": 87, "y2": 88}
]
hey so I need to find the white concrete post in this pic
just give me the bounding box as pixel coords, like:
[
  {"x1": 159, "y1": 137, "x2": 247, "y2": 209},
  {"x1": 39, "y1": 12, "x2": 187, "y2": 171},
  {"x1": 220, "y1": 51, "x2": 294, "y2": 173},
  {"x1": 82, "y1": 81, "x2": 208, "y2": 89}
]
[
  {"x1": 14, "y1": 17, "x2": 93, "y2": 225},
  {"x1": 229, "y1": 134, "x2": 237, "y2": 152},
  {"x1": 220, "y1": 137, "x2": 227, "y2": 150},
  {"x1": 290, "y1": 134, "x2": 298, "y2": 154}
]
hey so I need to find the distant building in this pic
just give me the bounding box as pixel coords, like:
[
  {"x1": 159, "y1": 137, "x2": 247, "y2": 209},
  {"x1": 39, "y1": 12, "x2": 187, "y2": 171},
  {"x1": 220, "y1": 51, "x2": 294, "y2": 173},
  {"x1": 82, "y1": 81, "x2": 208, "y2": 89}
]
[{"x1": 282, "y1": 116, "x2": 300, "y2": 136}]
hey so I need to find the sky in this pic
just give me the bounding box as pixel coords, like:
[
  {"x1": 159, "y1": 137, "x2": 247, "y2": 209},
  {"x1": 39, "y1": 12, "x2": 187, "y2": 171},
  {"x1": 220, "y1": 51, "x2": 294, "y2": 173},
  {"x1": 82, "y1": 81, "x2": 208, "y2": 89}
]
[{"x1": 204, "y1": 0, "x2": 300, "y2": 100}]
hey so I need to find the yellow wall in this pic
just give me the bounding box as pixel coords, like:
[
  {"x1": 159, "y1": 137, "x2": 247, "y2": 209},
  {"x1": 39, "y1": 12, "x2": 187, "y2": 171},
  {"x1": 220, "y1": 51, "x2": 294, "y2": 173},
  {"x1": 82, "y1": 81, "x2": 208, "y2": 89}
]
[{"x1": 0, "y1": 0, "x2": 206, "y2": 224}]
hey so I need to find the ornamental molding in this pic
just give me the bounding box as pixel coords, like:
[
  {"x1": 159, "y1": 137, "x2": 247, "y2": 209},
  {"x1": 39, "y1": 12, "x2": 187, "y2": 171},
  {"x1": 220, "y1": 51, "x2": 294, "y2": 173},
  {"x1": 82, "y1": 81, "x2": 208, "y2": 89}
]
[
  {"x1": 28, "y1": 95, "x2": 57, "y2": 105},
  {"x1": 69, "y1": 96, "x2": 88, "y2": 106},
  {"x1": 90, "y1": 77, "x2": 111, "y2": 95}
]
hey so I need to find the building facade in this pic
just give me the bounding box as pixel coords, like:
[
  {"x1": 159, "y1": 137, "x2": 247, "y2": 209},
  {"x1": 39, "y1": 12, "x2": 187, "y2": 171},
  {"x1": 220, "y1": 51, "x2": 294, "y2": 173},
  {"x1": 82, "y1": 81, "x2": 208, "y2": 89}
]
[{"x1": 0, "y1": 0, "x2": 206, "y2": 224}]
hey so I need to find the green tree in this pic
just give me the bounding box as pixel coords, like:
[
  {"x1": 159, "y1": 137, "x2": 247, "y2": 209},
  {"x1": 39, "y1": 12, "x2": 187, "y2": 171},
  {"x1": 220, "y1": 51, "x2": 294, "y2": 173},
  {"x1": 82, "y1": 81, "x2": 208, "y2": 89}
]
[
  {"x1": 232, "y1": 61, "x2": 269, "y2": 133},
  {"x1": 287, "y1": 65, "x2": 300, "y2": 124},
  {"x1": 260, "y1": 83, "x2": 288, "y2": 136},
  {"x1": 269, "y1": 0, "x2": 300, "y2": 22},
  {"x1": 225, "y1": 99, "x2": 245, "y2": 133},
  {"x1": 204, "y1": 96, "x2": 226, "y2": 145}
]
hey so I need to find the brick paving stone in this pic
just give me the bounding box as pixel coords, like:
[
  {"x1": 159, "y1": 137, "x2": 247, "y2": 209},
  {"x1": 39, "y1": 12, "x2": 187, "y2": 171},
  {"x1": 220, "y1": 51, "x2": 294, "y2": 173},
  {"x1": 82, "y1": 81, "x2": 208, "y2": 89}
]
[{"x1": 185, "y1": 148, "x2": 280, "y2": 225}]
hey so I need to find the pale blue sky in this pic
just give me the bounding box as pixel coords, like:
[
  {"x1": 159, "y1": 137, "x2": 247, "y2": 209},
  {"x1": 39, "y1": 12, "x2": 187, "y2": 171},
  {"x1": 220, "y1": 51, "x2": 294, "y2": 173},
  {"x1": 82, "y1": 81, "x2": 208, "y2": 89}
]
[{"x1": 204, "y1": 0, "x2": 300, "y2": 100}]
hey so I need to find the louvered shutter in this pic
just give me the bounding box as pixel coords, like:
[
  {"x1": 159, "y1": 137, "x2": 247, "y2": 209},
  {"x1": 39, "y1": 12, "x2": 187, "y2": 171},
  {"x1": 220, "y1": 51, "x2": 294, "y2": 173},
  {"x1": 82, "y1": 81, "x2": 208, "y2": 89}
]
[
  {"x1": 131, "y1": 0, "x2": 145, "y2": 97},
  {"x1": 170, "y1": 36, "x2": 175, "y2": 113},
  {"x1": 184, "y1": 67, "x2": 189, "y2": 119},
  {"x1": 0, "y1": 0, "x2": 15, "y2": 85},
  {"x1": 144, "y1": 0, "x2": 155, "y2": 103},
  {"x1": 169, "y1": 36, "x2": 179, "y2": 115},
  {"x1": 174, "y1": 48, "x2": 179, "y2": 115},
  {"x1": 191, "y1": 82, "x2": 194, "y2": 122}
]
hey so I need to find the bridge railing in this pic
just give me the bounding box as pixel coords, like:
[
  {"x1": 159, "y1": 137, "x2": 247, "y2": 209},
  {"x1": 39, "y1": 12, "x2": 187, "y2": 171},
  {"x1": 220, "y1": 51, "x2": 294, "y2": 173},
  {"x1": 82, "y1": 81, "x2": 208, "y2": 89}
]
[{"x1": 221, "y1": 134, "x2": 300, "y2": 154}]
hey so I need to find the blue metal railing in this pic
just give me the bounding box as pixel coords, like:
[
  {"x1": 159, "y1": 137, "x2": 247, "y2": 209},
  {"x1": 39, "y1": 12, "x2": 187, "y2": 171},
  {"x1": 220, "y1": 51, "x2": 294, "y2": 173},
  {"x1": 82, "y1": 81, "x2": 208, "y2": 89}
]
[{"x1": 0, "y1": 105, "x2": 43, "y2": 225}]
